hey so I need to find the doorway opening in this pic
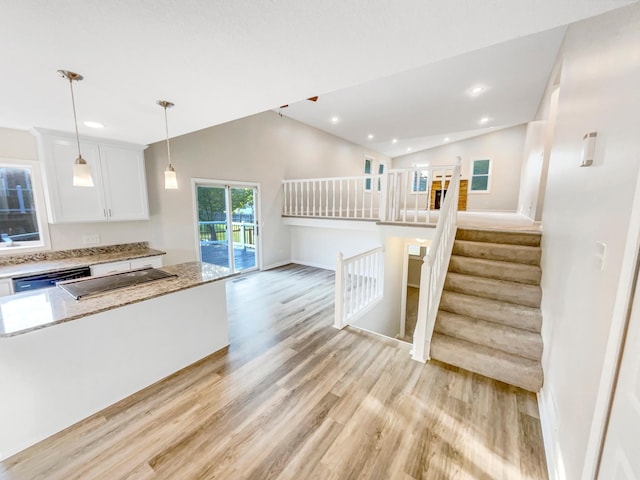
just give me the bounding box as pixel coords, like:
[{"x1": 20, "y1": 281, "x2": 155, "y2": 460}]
[
  {"x1": 193, "y1": 180, "x2": 259, "y2": 274},
  {"x1": 399, "y1": 242, "x2": 428, "y2": 343}
]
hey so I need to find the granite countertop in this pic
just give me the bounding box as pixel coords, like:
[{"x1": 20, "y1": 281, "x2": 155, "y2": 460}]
[
  {"x1": 0, "y1": 246, "x2": 166, "y2": 280},
  {"x1": 0, "y1": 262, "x2": 232, "y2": 337}
]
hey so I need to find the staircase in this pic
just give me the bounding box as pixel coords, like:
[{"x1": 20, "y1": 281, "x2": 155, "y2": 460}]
[{"x1": 430, "y1": 227, "x2": 544, "y2": 392}]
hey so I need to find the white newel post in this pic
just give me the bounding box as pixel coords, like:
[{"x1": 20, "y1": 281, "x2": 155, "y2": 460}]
[
  {"x1": 334, "y1": 252, "x2": 345, "y2": 329},
  {"x1": 412, "y1": 256, "x2": 433, "y2": 362}
]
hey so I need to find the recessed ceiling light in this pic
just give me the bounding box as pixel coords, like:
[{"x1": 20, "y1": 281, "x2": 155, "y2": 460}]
[
  {"x1": 479, "y1": 117, "x2": 491, "y2": 124},
  {"x1": 392, "y1": 138, "x2": 398, "y2": 144},
  {"x1": 84, "y1": 121, "x2": 104, "y2": 129},
  {"x1": 407, "y1": 147, "x2": 412, "y2": 152},
  {"x1": 467, "y1": 85, "x2": 486, "y2": 97},
  {"x1": 331, "y1": 116, "x2": 339, "y2": 124},
  {"x1": 443, "y1": 137, "x2": 450, "y2": 143},
  {"x1": 367, "y1": 133, "x2": 374, "y2": 140}
]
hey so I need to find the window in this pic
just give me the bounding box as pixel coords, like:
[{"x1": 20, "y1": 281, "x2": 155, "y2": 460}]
[
  {"x1": 0, "y1": 160, "x2": 50, "y2": 253},
  {"x1": 364, "y1": 156, "x2": 374, "y2": 191},
  {"x1": 377, "y1": 163, "x2": 385, "y2": 191},
  {"x1": 412, "y1": 171, "x2": 428, "y2": 192},
  {"x1": 470, "y1": 159, "x2": 491, "y2": 192}
]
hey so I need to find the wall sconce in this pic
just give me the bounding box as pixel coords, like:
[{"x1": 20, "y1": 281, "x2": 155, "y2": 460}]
[{"x1": 580, "y1": 132, "x2": 597, "y2": 167}]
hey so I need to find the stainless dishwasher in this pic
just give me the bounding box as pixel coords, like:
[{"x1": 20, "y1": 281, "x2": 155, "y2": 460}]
[{"x1": 12, "y1": 266, "x2": 92, "y2": 293}]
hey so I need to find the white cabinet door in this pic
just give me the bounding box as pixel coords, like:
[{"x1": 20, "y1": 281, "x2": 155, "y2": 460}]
[
  {"x1": 130, "y1": 256, "x2": 163, "y2": 270},
  {"x1": 34, "y1": 129, "x2": 149, "y2": 224},
  {"x1": 43, "y1": 136, "x2": 107, "y2": 223},
  {"x1": 100, "y1": 145, "x2": 149, "y2": 221},
  {"x1": 0, "y1": 279, "x2": 13, "y2": 297},
  {"x1": 90, "y1": 261, "x2": 131, "y2": 276}
]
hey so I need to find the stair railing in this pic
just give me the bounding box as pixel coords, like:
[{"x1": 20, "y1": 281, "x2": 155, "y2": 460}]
[
  {"x1": 412, "y1": 157, "x2": 462, "y2": 362},
  {"x1": 381, "y1": 165, "x2": 456, "y2": 224},
  {"x1": 334, "y1": 246, "x2": 384, "y2": 329}
]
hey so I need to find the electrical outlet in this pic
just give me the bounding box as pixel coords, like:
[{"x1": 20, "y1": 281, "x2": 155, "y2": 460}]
[{"x1": 82, "y1": 234, "x2": 100, "y2": 245}]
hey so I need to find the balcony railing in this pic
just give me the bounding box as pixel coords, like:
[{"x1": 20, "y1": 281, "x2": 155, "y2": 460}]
[
  {"x1": 282, "y1": 165, "x2": 458, "y2": 224},
  {"x1": 199, "y1": 221, "x2": 256, "y2": 248}
]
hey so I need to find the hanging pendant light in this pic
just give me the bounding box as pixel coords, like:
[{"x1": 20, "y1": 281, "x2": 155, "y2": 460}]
[
  {"x1": 58, "y1": 70, "x2": 94, "y2": 187},
  {"x1": 157, "y1": 100, "x2": 177, "y2": 190}
]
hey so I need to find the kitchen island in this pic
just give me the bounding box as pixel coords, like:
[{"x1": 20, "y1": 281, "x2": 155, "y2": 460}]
[{"x1": 0, "y1": 262, "x2": 231, "y2": 461}]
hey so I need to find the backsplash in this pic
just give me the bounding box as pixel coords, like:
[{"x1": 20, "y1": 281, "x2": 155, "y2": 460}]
[{"x1": 0, "y1": 242, "x2": 150, "y2": 266}]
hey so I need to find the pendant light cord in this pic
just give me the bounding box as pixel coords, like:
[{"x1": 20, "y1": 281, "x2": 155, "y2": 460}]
[
  {"x1": 68, "y1": 77, "x2": 82, "y2": 158},
  {"x1": 163, "y1": 106, "x2": 172, "y2": 167}
]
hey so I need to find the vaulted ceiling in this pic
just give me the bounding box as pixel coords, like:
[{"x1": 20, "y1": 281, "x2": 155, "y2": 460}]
[{"x1": 0, "y1": 1, "x2": 636, "y2": 150}]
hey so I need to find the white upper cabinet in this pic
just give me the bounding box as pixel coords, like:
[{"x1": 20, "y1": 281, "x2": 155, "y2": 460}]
[{"x1": 33, "y1": 129, "x2": 149, "y2": 224}]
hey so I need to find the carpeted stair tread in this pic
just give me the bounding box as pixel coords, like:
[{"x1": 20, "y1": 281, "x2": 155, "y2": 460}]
[
  {"x1": 448, "y1": 255, "x2": 541, "y2": 285},
  {"x1": 456, "y1": 228, "x2": 541, "y2": 247},
  {"x1": 444, "y1": 272, "x2": 541, "y2": 308},
  {"x1": 430, "y1": 333, "x2": 543, "y2": 392},
  {"x1": 439, "y1": 291, "x2": 542, "y2": 332},
  {"x1": 453, "y1": 240, "x2": 541, "y2": 266},
  {"x1": 434, "y1": 311, "x2": 542, "y2": 360}
]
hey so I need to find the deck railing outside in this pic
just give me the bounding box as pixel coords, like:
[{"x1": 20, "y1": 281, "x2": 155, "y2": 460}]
[
  {"x1": 334, "y1": 246, "x2": 384, "y2": 329},
  {"x1": 411, "y1": 158, "x2": 461, "y2": 362},
  {"x1": 199, "y1": 221, "x2": 256, "y2": 249},
  {"x1": 282, "y1": 165, "x2": 457, "y2": 224}
]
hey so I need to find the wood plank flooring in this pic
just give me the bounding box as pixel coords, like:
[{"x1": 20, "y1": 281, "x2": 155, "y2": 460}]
[{"x1": 0, "y1": 264, "x2": 548, "y2": 480}]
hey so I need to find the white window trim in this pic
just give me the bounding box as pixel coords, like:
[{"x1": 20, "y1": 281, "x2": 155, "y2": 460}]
[
  {"x1": 0, "y1": 158, "x2": 51, "y2": 255},
  {"x1": 469, "y1": 158, "x2": 492, "y2": 194}
]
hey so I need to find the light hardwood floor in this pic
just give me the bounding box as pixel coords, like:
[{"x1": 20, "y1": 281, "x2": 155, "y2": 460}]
[{"x1": 0, "y1": 264, "x2": 548, "y2": 480}]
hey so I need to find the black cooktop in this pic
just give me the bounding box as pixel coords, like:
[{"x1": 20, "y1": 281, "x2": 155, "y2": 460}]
[{"x1": 58, "y1": 268, "x2": 177, "y2": 300}]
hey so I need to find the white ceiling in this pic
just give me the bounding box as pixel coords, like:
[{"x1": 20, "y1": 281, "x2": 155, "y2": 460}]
[
  {"x1": 278, "y1": 27, "x2": 567, "y2": 157},
  {"x1": 0, "y1": 1, "x2": 636, "y2": 149}
]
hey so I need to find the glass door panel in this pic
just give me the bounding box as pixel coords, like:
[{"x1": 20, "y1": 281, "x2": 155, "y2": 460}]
[
  {"x1": 230, "y1": 187, "x2": 256, "y2": 272},
  {"x1": 197, "y1": 185, "x2": 230, "y2": 269},
  {"x1": 196, "y1": 183, "x2": 258, "y2": 274}
]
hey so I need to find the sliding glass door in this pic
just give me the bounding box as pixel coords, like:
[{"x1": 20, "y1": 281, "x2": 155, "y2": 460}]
[{"x1": 196, "y1": 182, "x2": 258, "y2": 273}]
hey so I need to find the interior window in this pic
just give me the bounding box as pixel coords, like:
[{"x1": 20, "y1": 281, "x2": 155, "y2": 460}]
[
  {"x1": 364, "y1": 157, "x2": 373, "y2": 191},
  {"x1": 470, "y1": 159, "x2": 491, "y2": 192},
  {"x1": 412, "y1": 171, "x2": 428, "y2": 192}
]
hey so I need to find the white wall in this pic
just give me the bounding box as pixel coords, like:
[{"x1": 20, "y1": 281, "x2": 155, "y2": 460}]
[
  {"x1": 0, "y1": 127, "x2": 153, "y2": 251},
  {"x1": 392, "y1": 124, "x2": 527, "y2": 211},
  {"x1": 353, "y1": 236, "x2": 406, "y2": 338},
  {"x1": 145, "y1": 111, "x2": 389, "y2": 267},
  {"x1": 537, "y1": 4, "x2": 640, "y2": 479}
]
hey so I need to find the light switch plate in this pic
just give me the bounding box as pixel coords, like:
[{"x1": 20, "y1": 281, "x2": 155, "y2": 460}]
[{"x1": 83, "y1": 234, "x2": 100, "y2": 245}]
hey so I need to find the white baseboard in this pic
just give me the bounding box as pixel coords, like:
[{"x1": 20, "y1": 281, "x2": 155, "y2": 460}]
[
  {"x1": 290, "y1": 259, "x2": 335, "y2": 271},
  {"x1": 262, "y1": 260, "x2": 291, "y2": 271},
  {"x1": 538, "y1": 389, "x2": 563, "y2": 480}
]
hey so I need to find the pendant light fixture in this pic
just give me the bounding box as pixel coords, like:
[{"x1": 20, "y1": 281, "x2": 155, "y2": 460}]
[
  {"x1": 157, "y1": 100, "x2": 177, "y2": 190},
  {"x1": 58, "y1": 70, "x2": 94, "y2": 187}
]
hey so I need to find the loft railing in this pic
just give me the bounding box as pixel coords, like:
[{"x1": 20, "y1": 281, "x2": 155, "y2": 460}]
[
  {"x1": 282, "y1": 165, "x2": 457, "y2": 224},
  {"x1": 334, "y1": 246, "x2": 384, "y2": 329},
  {"x1": 411, "y1": 158, "x2": 462, "y2": 362},
  {"x1": 282, "y1": 175, "x2": 383, "y2": 219},
  {"x1": 382, "y1": 165, "x2": 456, "y2": 224}
]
